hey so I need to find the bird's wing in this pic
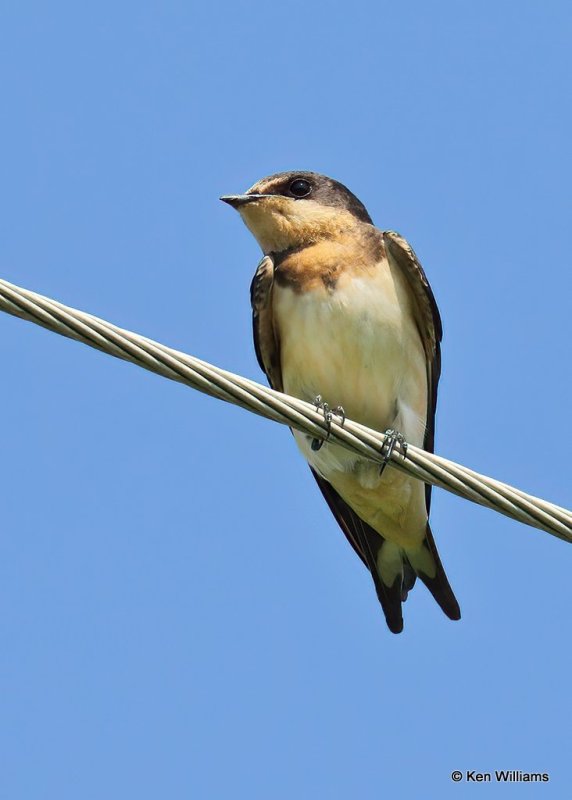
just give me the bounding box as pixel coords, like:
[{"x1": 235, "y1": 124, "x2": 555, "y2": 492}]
[
  {"x1": 383, "y1": 231, "x2": 443, "y2": 512},
  {"x1": 383, "y1": 232, "x2": 460, "y2": 623},
  {"x1": 250, "y1": 254, "x2": 283, "y2": 392}
]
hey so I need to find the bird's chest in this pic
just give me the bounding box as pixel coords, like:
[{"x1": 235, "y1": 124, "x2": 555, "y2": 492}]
[{"x1": 273, "y1": 268, "x2": 408, "y2": 427}]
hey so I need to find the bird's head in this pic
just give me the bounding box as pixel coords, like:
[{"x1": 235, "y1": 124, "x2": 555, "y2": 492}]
[{"x1": 221, "y1": 171, "x2": 372, "y2": 254}]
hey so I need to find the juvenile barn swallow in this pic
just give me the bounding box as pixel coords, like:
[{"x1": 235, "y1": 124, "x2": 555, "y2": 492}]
[{"x1": 221, "y1": 171, "x2": 460, "y2": 633}]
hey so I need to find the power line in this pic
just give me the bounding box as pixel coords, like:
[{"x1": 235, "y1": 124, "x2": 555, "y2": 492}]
[{"x1": 1, "y1": 277, "x2": 570, "y2": 541}]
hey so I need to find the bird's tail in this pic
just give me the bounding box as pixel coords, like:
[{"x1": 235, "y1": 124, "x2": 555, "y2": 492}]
[
  {"x1": 403, "y1": 526, "x2": 461, "y2": 622},
  {"x1": 371, "y1": 525, "x2": 460, "y2": 632}
]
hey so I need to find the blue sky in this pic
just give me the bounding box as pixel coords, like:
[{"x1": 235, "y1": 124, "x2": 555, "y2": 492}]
[{"x1": 1, "y1": 2, "x2": 571, "y2": 797}]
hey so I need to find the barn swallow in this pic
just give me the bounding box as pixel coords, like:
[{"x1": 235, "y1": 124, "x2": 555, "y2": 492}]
[{"x1": 221, "y1": 171, "x2": 460, "y2": 633}]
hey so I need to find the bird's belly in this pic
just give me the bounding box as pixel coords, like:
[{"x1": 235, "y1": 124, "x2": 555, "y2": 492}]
[{"x1": 274, "y1": 276, "x2": 425, "y2": 434}]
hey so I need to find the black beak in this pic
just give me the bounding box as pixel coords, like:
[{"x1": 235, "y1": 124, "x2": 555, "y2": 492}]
[{"x1": 220, "y1": 193, "x2": 269, "y2": 209}]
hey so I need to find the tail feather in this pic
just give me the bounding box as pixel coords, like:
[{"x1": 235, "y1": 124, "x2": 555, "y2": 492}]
[
  {"x1": 365, "y1": 534, "x2": 405, "y2": 634},
  {"x1": 401, "y1": 558, "x2": 417, "y2": 602},
  {"x1": 405, "y1": 526, "x2": 461, "y2": 621}
]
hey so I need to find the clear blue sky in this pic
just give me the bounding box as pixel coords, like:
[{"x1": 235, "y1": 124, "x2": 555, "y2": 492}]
[{"x1": 1, "y1": 2, "x2": 570, "y2": 798}]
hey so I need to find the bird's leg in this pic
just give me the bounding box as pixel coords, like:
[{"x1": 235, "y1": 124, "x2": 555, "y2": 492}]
[
  {"x1": 311, "y1": 395, "x2": 331, "y2": 451},
  {"x1": 379, "y1": 429, "x2": 408, "y2": 475},
  {"x1": 311, "y1": 396, "x2": 345, "y2": 451},
  {"x1": 332, "y1": 405, "x2": 346, "y2": 426}
]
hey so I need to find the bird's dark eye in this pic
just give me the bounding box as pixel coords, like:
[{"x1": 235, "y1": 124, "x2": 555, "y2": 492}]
[{"x1": 289, "y1": 178, "x2": 312, "y2": 198}]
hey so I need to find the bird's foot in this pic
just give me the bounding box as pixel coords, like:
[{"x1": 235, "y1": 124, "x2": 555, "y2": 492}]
[
  {"x1": 311, "y1": 395, "x2": 345, "y2": 451},
  {"x1": 379, "y1": 429, "x2": 408, "y2": 475}
]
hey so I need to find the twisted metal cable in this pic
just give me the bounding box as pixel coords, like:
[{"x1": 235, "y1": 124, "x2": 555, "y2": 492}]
[{"x1": 1, "y1": 276, "x2": 570, "y2": 542}]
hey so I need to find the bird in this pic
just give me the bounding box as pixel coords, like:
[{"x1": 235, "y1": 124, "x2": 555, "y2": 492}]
[{"x1": 221, "y1": 171, "x2": 460, "y2": 633}]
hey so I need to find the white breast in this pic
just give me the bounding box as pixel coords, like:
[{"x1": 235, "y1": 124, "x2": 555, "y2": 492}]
[{"x1": 276, "y1": 264, "x2": 426, "y2": 415}]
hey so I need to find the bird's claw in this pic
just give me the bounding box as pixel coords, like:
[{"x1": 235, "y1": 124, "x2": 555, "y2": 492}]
[
  {"x1": 332, "y1": 405, "x2": 346, "y2": 426},
  {"x1": 311, "y1": 396, "x2": 345, "y2": 451},
  {"x1": 379, "y1": 429, "x2": 408, "y2": 475}
]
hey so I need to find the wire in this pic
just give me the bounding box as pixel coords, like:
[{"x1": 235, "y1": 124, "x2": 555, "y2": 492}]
[{"x1": 1, "y1": 277, "x2": 570, "y2": 541}]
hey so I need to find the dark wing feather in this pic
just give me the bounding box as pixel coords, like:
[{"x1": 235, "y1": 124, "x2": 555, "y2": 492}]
[
  {"x1": 383, "y1": 232, "x2": 460, "y2": 622},
  {"x1": 309, "y1": 468, "x2": 367, "y2": 567},
  {"x1": 383, "y1": 231, "x2": 442, "y2": 512},
  {"x1": 311, "y1": 469, "x2": 407, "y2": 634},
  {"x1": 250, "y1": 255, "x2": 282, "y2": 391}
]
